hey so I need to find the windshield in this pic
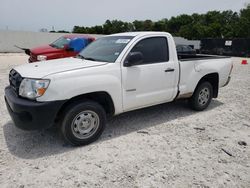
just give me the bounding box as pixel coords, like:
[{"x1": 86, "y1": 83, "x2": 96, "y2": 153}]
[
  {"x1": 50, "y1": 37, "x2": 71, "y2": 49},
  {"x1": 79, "y1": 36, "x2": 134, "y2": 63}
]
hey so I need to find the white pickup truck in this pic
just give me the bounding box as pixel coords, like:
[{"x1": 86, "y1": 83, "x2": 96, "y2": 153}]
[{"x1": 5, "y1": 32, "x2": 233, "y2": 146}]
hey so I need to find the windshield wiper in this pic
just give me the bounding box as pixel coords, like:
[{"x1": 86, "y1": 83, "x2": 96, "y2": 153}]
[
  {"x1": 49, "y1": 44, "x2": 56, "y2": 48},
  {"x1": 76, "y1": 54, "x2": 85, "y2": 59},
  {"x1": 84, "y1": 57, "x2": 97, "y2": 61},
  {"x1": 50, "y1": 44, "x2": 60, "y2": 49},
  {"x1": 77, "y1": 55, "x2": 97, "y2": 61}
]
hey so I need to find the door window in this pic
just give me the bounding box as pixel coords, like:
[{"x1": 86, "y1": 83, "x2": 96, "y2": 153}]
[{"x1": 130, "y1": 37, "x2": 169, "y2": 64}]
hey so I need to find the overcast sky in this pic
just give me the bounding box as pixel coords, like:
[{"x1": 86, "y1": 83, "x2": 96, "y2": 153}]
[{"x1": 0, "y1": 0, "x2": 249, "y2": 32}]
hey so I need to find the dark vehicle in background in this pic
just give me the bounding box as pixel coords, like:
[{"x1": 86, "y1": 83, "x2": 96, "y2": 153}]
[
  {"x1": 200, "y1": 38, "x2": 250, "y2": 57},
  {"x1": 28, "y1": 34, "x2": 95, "y2": 62},
  {"x1": 176, "y1": 44, "x2": 196, "y2": 57}
]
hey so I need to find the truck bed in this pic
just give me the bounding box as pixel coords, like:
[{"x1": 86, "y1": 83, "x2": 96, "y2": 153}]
[
  {"x1": 178, "y1": 54, "x2": 231, "y2": 61},
  {"x1": 178, "y1": 54, "x2": 232, "y2": 98}
]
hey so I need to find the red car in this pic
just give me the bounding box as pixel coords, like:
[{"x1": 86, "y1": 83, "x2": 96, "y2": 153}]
[{"x1": 27, "y1": 34, "x2": 95, "y2": 63}]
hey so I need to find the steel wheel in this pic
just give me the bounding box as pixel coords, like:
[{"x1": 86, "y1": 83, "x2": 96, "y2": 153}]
[
  {"x1": 71, "y1": 110, "x2": 100, "y2": 139},
  {"x1": 61, "y1": 100, "x2": 106, "y2": 146},
  {"x1": 189, "y1": 82, "x2": 213, "y2": 111},
  {"x1": 198, "y1": 87, "x2": 210, "y2": 106}
]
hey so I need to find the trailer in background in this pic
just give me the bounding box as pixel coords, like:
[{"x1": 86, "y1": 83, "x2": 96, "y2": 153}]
[{"x1": 200, "y1": 38, "x2": 250, "y2": 57}]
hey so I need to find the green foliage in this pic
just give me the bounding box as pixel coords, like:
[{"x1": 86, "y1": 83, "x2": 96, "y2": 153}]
[
  {"x1": 72, "y1": 4, "x2": 250, "y2": 39},
  {"x1": 103, "y1": 20, "x2": 133, "y2": 34},
  {"x1": 50, "y1": 30, "x2": 70, "y2": 33}
]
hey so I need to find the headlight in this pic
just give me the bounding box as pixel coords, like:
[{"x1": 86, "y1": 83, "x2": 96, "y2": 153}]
[
  {"x1": 37, "y1": 55, "x2": 47, "y2": 61},
  {"x1": 19, "y1": 78, "x2": 50, "y2": 99}
]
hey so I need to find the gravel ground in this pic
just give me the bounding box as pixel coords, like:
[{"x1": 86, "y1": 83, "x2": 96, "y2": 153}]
[{"x1": 0, "y1": 54, "x2": 249, "y2": 188}]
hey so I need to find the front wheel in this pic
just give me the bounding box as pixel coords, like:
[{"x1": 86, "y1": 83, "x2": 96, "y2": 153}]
[
  {"x1": 189, "y1": 82, "x2": 213, "y2": 111},
  {"x1": 60, "y1": 100, "x2": 106, "y2": 146}
]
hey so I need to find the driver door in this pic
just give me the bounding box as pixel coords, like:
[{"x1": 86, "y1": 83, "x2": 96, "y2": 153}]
[{"x1": 121, "y1": 36, "x2": 178, "y2": 111}]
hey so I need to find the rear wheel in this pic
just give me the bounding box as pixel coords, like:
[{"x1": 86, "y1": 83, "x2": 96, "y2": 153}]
[
  {"x1": 189, "y1": 82, "x2": 213, "y2": 111},
  {"x1": 60, "y1": 100, "x2": 106, "y2": 146}
]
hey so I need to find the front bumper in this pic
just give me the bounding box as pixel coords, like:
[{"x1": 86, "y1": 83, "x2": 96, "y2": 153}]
[{"x1": 4, "y1": 86, "x2": 66, "y2": 130}]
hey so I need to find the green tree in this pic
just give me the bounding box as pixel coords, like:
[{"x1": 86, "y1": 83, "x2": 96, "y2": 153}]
[
  {"x1": 72, "y1": 4, "x2": 250, "y2": 39},
  {"x1": 236, "y1": 4, "x2": 250, "y2": 37},
  {"x1": 73, "y1": 26, "x2": 87, "y2": 33},
  {"x1": 167, "y1": 14, "x2": 193, "y2": 35},
  {"x1": 133, "y1": 20, "x2": 144, "y2": 31},
  {"x1": 152, "y1": 19, "x2": 168, "y2": 31}
]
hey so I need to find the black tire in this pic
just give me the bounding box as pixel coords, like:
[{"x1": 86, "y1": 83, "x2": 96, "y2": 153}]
[
  {"x1": 189, "y1": 82, "x2": 213, "y2": 111},
  {"x1": 60, "y1": 100, "x2": 106, "y2": 146}
]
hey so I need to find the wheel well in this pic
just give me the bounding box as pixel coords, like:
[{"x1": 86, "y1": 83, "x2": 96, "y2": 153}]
[
  {"x1": 56, "y1": 91, "x2": 115, "y2": 122},
  {"x1": 196, "y1": 73, "x2": 219, "y2": 98}
]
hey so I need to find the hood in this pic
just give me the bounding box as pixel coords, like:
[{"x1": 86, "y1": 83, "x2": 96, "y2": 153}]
[
  {"x1": 30, "y1": 45, "x2": 62, "y2": 55},
  {"x1": 14, "y1": 57, "x2": 108, "y2": 78}
]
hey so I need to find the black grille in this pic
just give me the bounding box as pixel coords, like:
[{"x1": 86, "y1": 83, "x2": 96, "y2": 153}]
[{"x1": 9, "y1": 69, "x2": 23, "y2": 95}]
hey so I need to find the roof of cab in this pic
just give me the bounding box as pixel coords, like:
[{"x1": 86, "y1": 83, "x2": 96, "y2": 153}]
[{"x1": 110, "y1": 31, "x2": 170, "y2": 37}]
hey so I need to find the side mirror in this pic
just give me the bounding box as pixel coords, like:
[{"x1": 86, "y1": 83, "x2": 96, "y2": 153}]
[{"x1": 124, "y1": 52, "x2": 143, "y2": 67}]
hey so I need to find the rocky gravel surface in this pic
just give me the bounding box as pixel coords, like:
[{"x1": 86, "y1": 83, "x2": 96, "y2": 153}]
[{"x1": 0, "y1": 54, "x2": 249, "y2": 188}]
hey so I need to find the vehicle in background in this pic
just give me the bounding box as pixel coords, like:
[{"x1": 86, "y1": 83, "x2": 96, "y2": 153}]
[
  {"x1": 176, "y1": 44, "x2": 196, "y2": 56},
  {"x1": 27, "y1": 34, "x2": 95, "y2": 62},
  {"x1": 5, "y1": 32, "x2": 233, "y2": 146}
]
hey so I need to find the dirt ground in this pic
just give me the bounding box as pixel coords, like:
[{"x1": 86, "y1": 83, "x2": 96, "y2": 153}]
[{"x1": 0, "y1": 54, "x2": 249, "y2": 188}]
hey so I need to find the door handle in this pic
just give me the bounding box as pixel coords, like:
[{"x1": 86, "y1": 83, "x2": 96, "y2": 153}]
[{"x1": 165, "y1": 68, "x2": 175, "y2": 72}]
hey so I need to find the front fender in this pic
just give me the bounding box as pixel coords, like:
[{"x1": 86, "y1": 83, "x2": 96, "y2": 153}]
[{"x1": 37, "y1": 66, "x2": 123, "y2": 114}]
